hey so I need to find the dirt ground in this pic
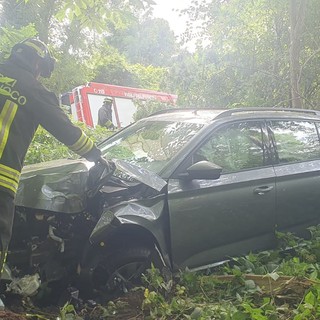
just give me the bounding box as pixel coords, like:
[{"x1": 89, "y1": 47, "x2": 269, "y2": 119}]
[
  {"x1": 0, "y1": 291, "x2": 145, "y2": 320},
  {"x1": 0, "y1": 310, "x2": 27, "y2": 320}
]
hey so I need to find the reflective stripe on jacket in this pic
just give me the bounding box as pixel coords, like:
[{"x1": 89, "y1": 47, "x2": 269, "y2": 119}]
[{"x1": 0, "y1": 60, "x2": 101, "y2": 196}]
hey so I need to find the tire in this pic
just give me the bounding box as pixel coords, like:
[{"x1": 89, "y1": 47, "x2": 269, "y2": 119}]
[{"x1": 82, "y1": 243, "x2": 161, "y2": 299}]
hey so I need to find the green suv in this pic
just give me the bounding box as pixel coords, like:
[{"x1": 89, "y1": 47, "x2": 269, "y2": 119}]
[{"x1": 9, "y1": 107, "x2": 320, "y2": 298}]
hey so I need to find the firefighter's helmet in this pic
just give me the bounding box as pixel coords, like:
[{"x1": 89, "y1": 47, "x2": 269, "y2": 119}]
[
  {"x1": 103, "y1": 97, "x2": 113, "y2": 104},
  {"x1": 11, "y1": 38, "x2": 55, "y2": 78}
]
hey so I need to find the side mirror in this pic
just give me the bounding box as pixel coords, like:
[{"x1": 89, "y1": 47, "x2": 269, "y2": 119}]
[{"x1": 178, "y1": 161, "x2": 222, "y2": 180}]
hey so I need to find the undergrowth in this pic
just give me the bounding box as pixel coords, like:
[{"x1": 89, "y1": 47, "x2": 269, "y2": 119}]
[
  {"x1": 31, "y1": 225, "x2": 320, "y2": 319},
  {"x1": 121, "y1": 225, "x2": 320, "y2": 320}
]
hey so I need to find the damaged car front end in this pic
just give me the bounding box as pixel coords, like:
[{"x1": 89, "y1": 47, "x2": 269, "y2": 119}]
[
  {"x1": 5, "y1": 111, "x2": 206, "y2": 300},
  {"x1": 80, "y1": 159, "x2": 170, "y2": 297},
  {"x1": 6, "y1": 158, "x2": 169, "y2": 300}
]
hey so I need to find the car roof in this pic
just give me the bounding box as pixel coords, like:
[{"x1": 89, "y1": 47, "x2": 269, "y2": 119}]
[
  {"x1": 147, "y1": 107, "x2": 320, "y2": 124},
  {"x1": 146, "y1": 109, "x2": 226, "y2": 125}
]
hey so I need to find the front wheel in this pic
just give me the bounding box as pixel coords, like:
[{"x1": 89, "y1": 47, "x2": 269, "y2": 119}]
[{"x1": 81, "y1": 243, "x2": 162, "y2": 299}]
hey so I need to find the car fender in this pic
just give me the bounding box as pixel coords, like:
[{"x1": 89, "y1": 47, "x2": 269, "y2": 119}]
[{"x1": 89, "y1": 196, "x2": 170, "y2": 266}]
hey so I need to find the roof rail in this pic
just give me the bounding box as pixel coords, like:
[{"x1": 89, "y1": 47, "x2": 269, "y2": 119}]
[
  {"x1": 147, "y1": 107, "x2": 320, "y2": 119},
  {"x1": 214, "y1": 107, "x2": 320, "y2": 119},
  {"x1": 147, "y1": 108, "x2": 211, "y2": 117}
]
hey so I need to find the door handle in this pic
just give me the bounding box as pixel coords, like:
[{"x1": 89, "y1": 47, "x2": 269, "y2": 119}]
[{"x1": 253, "y1": 186, "x2": 274, "y2": 195}]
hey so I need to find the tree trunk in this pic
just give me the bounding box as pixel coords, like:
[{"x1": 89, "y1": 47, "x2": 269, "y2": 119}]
[{"x1": 289, "y1": 0, "x2": 306, "y2": 108}]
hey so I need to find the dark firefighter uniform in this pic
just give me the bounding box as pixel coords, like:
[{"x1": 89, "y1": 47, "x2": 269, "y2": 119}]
[
  {"x1": 0, "y1": 45, "x2": 101, "y2": 270},
  {"x1": 98, "y1": 99, "x2": 114, "y2": 128}
]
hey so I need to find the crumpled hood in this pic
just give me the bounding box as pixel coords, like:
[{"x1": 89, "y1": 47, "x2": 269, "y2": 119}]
[
  {"x1": 15, "y1": 158, "x2": 167, "y2": 214},
  {"x1": 16, "y1": 159, "x2": 92, "y2": 213}
]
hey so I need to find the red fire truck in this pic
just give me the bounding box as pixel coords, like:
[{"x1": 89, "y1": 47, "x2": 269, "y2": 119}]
[{"x1": 65, "y1": 82, "x2": 178, "y2": 128}]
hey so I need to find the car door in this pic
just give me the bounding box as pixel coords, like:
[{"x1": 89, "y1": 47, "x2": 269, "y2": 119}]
[
  {"x1": 167, "y1": 120, "x2": 277, "y2": 270},
  {"x1": 268, "y1": 119, "x2": 320, "y2": 238}
]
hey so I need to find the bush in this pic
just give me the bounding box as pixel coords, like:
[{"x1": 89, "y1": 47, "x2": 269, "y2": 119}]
[{"x1": 24, "y1": 122, "x2": 112, "y2": 165}]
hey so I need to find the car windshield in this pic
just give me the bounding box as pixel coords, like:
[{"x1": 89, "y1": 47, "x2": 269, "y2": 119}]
[{"x1": 99, "y1": 119, "x2": 205, "y2": 174}]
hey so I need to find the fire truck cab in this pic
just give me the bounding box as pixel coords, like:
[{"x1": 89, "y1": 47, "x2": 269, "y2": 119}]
[{"x1": 64, "y1": 82, "x2": 177, "y2": 128}]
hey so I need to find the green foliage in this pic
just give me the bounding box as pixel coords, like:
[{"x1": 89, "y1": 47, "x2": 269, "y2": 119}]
[
  {"x1": 93, "y1": 46, "x2": 134, "y2": 86},
  {"x1": 167, "y1": 51, "x2": 212, "y2": 107},
  {"x1": 133, "y1": 99, "x2": 174, "y2": 121},
  {"x1": 131, "y1": 226, "x2": 320, "y2": 320},
  {"x1": 128, "y1": 64, "x2": 167, "y2": 90},
  {"x1": 5, "y1": 0, "x2": 320, "y2": 112},
  {"x1": 294, "y1": 285, "x2": 320, "y2": 320},
  {"x1": 60, "y1": 301, "x2": 115, "y2": 319},
  {"x1": 179, "y1": 0, "x2": 291, "y2": 108},
  {"x1": 60, "y1": 302, "x2": 81, "y2": 320},
  {"x1": 46, "y1": 53, "x2": 95, "y2": 94},
  {"x1": 174, "y1": 0, "x2": 320, "y2": 109},
  {"x1": 103, "y1": 145, "x2": 134, "y2": 160},
  {"x1": 109, "y1": 18, "x2": 177, "y2": 67},
  {"x1": 93, "y1": 44, "x2": 168, "y2": 89},
  {"x1": 0, "y1": 25, "x2": 37, "y2": 62},
  {"x1": 24, "y1": 121, "x2": 112, "y2": 165},
  {"x1": 54, "y1": 0, "x2": 154, "y2": 32},
  {"x1": 3, "y1": 0, "x2": 169, "y2": 98}
]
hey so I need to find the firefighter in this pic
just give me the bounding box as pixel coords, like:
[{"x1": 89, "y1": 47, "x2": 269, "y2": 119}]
[
  {"x1": 0, "y1": 38, "x2": 105, "y2": 277},
  {"x1": 98, "y1": 97, "x2": 115, "y2": 129}
]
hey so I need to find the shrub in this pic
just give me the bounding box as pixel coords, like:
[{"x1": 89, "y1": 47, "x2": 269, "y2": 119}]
[{"x1": 24, "y1": 122, "x2": 112, "y2": 165}]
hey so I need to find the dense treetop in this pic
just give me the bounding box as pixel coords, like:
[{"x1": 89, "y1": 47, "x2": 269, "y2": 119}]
[{"x1": 0, "y1": 0, "x2": 319, "y2": 109}]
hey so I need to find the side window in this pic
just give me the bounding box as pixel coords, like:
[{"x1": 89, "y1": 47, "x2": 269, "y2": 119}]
[
  {"x1": 269, "y1": 120, "x2": 320, "y2": 164},
  {"x1": 194, "y1": 121, "x2": 269, "y2": 173}
]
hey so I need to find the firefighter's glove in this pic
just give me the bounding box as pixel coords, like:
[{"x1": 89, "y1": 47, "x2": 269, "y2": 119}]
[
  {"x1": 87, "y1": 157, "x2": 115, "y2": 196},
  {"x1": 95, "y1": 157, "x2": 116, "y2": 172}
]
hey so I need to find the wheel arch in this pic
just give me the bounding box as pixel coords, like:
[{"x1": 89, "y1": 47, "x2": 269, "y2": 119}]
[
  {"x1": 79, "y1": 224, "x2": 170, "y2": 298},
  {"x1": 82, "y1": 223, "x2": 170, "y2": 268}
]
